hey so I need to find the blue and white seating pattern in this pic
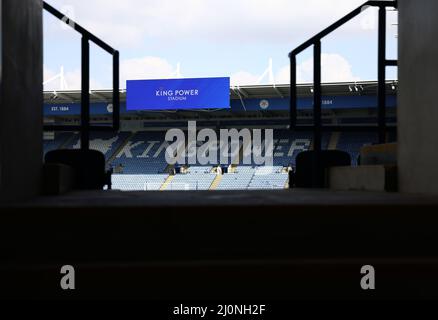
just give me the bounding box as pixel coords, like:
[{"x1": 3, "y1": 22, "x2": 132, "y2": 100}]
[
  {"x1": 167, "y1": 171, "x2": 216, "y2": 191},
  {"x1": 43, "y1": 132, "x2": 73, "y2": 156},
  {"x1": 216, "y1": 166, "x2": 256, "y2": 190},
  {"x1": 65, "y1": 131, "x2": 130, "y2": 161},
  {"x1": 43, "y1": 130, "x2": 381, "y2": 191},
  {"x1": 112, "y1": 174, "x2": 168, "y2": 191},
  {"x1": 248, "y1": 166, "x2": 288, "y2": 190},
  {"x1": 217, "y1": 166, "x2": 288, "y2": 190},
  {"x1": 112, "y1": 131, "x2": 169, "y2": 174},
  {"x1": 216, "y1": 173, "x2": 255, "y2": 190},
  {"x1": 272, "y1": 130, "x2": 331, "y2": 167},
  {"x1": 248, "y1": 175, "x2": 288, "y2": 190}
]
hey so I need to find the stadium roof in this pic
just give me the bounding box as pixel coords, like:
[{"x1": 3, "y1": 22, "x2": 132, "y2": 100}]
[{"x1": 44, "y1": 80, "x2": 397, "y2": 104}]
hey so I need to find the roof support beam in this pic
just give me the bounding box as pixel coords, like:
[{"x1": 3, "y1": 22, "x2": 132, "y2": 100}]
[
  {"x1": 238, "y1": 87, "x2": 249, "y2": 98},
  {"x1": 273, "y1": 86, "x2": 284, "y2": 98},
  {"x1": 91, "y1": 91, "x2": 110, "y2": 102}
]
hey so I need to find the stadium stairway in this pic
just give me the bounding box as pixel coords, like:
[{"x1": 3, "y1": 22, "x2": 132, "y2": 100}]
[
  {"x1": 209, "y1": 173, "x2": 223, "y2": 190},
  {"x1": 59, "y1": 133, "x2": 77, "y2": 149},
  {"x1": 163, "y1": 164, "x2": 174, "y2": 174},
  {"x1": 160, "y1": 175, "x2": 175, "y2": 191},
  {"x1": 10, "y1": 0, "x2": 438, "y2": 301},
  {"x1": 329, "y1": 143, "x2": 398, "y2": 192},
  {"x1": 328, "y1": 132, "x2": 340, "y2": 150},
  {"x1": 105, "y1": 132, "x2": 136, "y2": 168},
  {"x1": 2, "y1": 189, "x2": 438, "y2": 300}
]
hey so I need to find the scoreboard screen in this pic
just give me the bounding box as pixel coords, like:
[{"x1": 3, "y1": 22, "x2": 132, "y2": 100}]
[{"x1": 126, "y1": 77, "x2": 230, "y2": 111}]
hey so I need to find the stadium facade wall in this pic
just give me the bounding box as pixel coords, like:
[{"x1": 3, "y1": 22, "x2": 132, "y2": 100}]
[
  {"x1": 0, "y1": 0, "x2": 43, "y2": 202},
  {"x1": 43, "y1": 95, "x2": 397, "y2": 116},
  {"x1": 398, "y1": 0, "x2": 438, "y2": 195}
]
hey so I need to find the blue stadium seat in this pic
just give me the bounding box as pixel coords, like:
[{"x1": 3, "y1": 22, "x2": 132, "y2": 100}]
[
  {"x1": 43, "y1": 132, "x2": 74, "y2": 156},
  {"x1": 43, "y1": 130, "x2": 376, "y2": 190},
  {"x1": 337, "y1": 132, "x2": 378, "y2": 165},
  {"x1": 111, "y1": 131, "x2": 169, "y2": 174},
  {"x1": 168, "y1": 171, "x2": 216, "y2": 191},
  {"x1": 65, "y1": 131, "x2": 130, "y2": 161},
  {"x1": 112, "y1": 174, "x2": 169, "y2": 191}
]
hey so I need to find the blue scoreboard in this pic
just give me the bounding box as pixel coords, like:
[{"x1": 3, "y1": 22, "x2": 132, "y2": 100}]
[{"x1": 126, "y1": 77, "x2": 230, "y2": 111}]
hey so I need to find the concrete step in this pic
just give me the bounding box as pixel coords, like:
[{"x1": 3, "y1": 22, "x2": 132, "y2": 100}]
[
  {"x1": 3, "y1": 259, "x2": 438, "y2": 300},
  {"x1": 360, "y1": 143, "x2": 397, "y2": 166},
  {"x1": 329, "y1": 165, "x2": 397, "y2": 192}
]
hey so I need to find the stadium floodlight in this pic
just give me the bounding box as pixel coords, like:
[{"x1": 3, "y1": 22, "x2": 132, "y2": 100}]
[
  {"x1": 256, "y1": 58, "x2": 275, "y2": 85},
  {"x1": 43, "y1": 66, "x2": 69, "y2": 91},
  {"x1": 349, "y1": 85, "x2": 353, "y2": 92}
]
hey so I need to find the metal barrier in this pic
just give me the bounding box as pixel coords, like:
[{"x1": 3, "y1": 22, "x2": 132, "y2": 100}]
[
  {"x1": 43, "y1": 2, "x2": 120, "y2": 150},
  {"x1": 289, "y1": 0, "x2": 398, "y2": 187}
]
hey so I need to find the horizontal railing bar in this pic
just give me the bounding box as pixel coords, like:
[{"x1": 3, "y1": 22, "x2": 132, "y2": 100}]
[
  {"x1": 289, "y1": 1, "x2": 397, "y2": 57},
  {"x1": 43, "y1": 1, "x2": 120, "y2": 137},
  {"x1": 43, "y1": 1, "x2": 116, "y2": 55},
  {"x1": 386, "y1": 59, "x2": 398, "y2": 66}
]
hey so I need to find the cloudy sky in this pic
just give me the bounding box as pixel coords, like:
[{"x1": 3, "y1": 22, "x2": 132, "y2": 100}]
[{"x1": 43, "y1": 0, "x2": 398, "y2": 91}]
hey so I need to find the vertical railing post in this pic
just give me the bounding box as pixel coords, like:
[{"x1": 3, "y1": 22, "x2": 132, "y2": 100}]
[
  {"x1": 290, "y1": 55, "x2": 297, "y2": 129},
  {"x1": 313, "y1": 41, "x2": 322, "y2": 153},
  {"x1": 113, "y1": 50, "x2": 120, "y2": 131},
  {"x1": 377, "y1": 5, "x2": 387, "y2": 144},
  {"x1": 81, "y1": 35, "x2": 90, "y2": 150},
  {"x1": 43, "y1": 2, "x2": 119, "y2": 136},
  {"x1": 288, "y1": 2, "x2": 397, "y2": 188},
  {"x1": 313, "y1": 40, "x2": 322, "y2": 187}
]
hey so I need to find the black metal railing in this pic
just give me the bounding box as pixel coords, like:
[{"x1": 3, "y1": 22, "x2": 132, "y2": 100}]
[
  {"x1": 43, "y1": 2, "x2": 120, "y2": 150},
  {"x1": 289, "y1": 0, "x2": 398, "y2": 153}
]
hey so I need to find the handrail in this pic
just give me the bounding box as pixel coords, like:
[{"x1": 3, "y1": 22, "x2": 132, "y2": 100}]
[
  {"x1": 43, "y1": 1, "x2": 120, "y2": 150},
  {"x1": 290, "y1": 1, "x2": 395, "y2": 56},
  {"x1": 289, "y1": 0, "x2": 397, "y2": 148},
  {"x1": 289, "y1": 0, "x2": 397, "y2": 187}
]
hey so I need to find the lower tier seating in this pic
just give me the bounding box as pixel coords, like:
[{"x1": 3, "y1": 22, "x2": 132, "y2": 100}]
[{"x1": 43, "y1": 130, "x2": 381, "y2": 190}]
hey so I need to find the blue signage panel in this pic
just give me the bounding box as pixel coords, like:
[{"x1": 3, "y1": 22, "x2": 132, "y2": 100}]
[
  {"x1": 126, "y1": 77, "x2": 230, "y2": 110},
  {"x1": 43, "y1": 94, "x2": 396, "y2": 115},
  {"x1": 43, "y1": 102, "x2": 126, "y2": 116},
  {"x1": 230, "y1": 95, "x2": 397, "y2": 112}
]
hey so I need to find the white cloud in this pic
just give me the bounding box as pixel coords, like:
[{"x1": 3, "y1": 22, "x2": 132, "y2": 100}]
[
  {"x1": 275, "y1": 67, "x2": 290, "y2": 84},
  {"x1": 44, "y1": 56, "x2": 180, "y2": 90},
  {"x1": 46, "y1": 0, "x2": 374, "y2": 48},
  {"x1": 44, "y1": 53, "x2": 359, "y2": 89},
  {"x1": 230, "y1": 71, "x2": 260, "y2": 87},
  {"x1": 120, "y1": 56, "x2": 179, "y2": 88},
  {"x1": 44, "y1": 1, "x2": 380, "y2": 86},
  {"x1": 276, "y1": 53, "x2": 361, "y2": 84},
  {"x1": 230, "y1": 53, "x2": 360, "y2": 86},
  {"x1": 43, "y1": 66, "x2": 57, "y2": 87}
]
